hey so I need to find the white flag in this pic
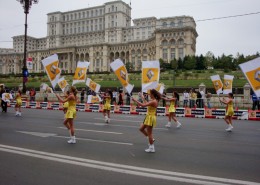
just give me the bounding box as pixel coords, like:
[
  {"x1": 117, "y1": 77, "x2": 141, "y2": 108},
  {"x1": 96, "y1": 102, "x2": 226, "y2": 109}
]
[
  {"x1": 58, "y1": 77, "x2": 69, "y2": 93},
  {"x1": 239, "y1": 57, "x2": 260, "y2": 98},
  {"x1": 72, "y1": 61, "x2": 90, "y2": 85},
  {"x1": 223, "y1": 75, "x2": 234, "y2": 94},
  {"x1": 41, "y1": 54, "x2": 61, "y2": 88},
  {"x1": 87, "y1": 95, "x2": 102, "y2": 104},
  {"x1": 155, "y1": 83, "x2": 165, "y2": 94},
  {"x1": 86, "y1": 78, "x2": 101, "y2": 93},
  {"x1": 110, "y1": 59, "x2": 134, "y2": 94},
  {"x1": 210, "y1": 75, "x2": 223, "y2": 95},
  {"x1": 142, "y1": 61, "x2": 160, "y2": 92}
]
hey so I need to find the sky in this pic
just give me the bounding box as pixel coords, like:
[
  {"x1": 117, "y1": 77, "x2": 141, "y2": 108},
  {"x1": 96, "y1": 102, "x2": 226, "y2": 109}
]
[{"x1": 0, "y1": 0, "x2": 259, "y2": 57}]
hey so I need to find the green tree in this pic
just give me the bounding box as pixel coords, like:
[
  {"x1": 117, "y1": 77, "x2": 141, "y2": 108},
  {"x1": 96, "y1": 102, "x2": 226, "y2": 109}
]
[
  {"x1": 183, "y1": 55, "x2": 196, "y2": 70},
  {"x1": 170, "y1": 58, "x2": 178, "y2": 69}
]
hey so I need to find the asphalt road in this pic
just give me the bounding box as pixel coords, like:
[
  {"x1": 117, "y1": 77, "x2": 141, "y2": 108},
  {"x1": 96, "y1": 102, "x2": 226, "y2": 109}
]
[{"x1": 0, "y1": 108, "x2": 260, "y2": 185}]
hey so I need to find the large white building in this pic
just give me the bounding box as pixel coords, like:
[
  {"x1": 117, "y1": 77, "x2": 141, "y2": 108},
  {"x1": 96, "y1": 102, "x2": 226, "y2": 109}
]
[{"x1": 0, "y1": 0, "x2": 198, "y2": 74}]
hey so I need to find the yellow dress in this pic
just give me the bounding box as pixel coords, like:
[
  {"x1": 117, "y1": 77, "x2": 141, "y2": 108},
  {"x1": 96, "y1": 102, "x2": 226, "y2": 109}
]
[
  {"x1": 65, "y1": 99, "x2": 76, "y2": 119},
  {"x1": 168, "y1": 100, "x2": 176, "y2": 113},
  {"x1": 226, "y1": 100, "x2": 234, "y2": 116},
  {"x1": 143, "y1": 106, "x2": 157, "y2": 127},
  {"x1": 16, "y1": 94, "x2": 22, "y2": 106},
  {"x1": 104, "y1": 97, "x2": 111, "y2": 110},
  {"x1": 63, "y1": 102, "x2": 69, "y2": 109}
]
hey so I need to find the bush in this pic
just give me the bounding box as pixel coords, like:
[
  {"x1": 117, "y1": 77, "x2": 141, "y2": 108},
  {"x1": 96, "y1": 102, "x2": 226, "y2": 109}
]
[{"x1": 224, "y1": 68, "x2": 230, "y2": 73}]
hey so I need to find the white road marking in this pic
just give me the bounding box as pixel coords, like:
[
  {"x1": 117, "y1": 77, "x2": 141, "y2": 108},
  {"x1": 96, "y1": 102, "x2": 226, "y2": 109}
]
[
  {"x1": 58, "y1": 127, "x2": 123, "y2": 135},
  {"x1": 95, "y1": 118, "x2": 142, "y2": 123},
  {"x1": 77, "y1": 121, "x2": 168, "y2": 130},
  {"x1": 17, "y1": 131, "x2": 132, "y2": 146},
  {"x1": 0, "y1": 144, "x2": 259, "y2": 185}
]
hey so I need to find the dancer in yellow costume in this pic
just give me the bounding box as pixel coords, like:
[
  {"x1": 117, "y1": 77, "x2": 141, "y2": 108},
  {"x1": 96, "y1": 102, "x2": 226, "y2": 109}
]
[
  {"x1": 132, "y1": 89, "x2": 161, "y2": 153},
  {"x1": 162, "y1": 91, "x2": 182, "y2": 128},
  {"x1": 220, "y1": 93, "x2": 234, "y2": 132},
  {"x1": 56, "y1": 86, "x2": 78, "y2": 144},
  {"x1": 15, "y1": 90, "x2": 22, "y2": 116},
  {"x1": 62, "y1": 91, "x2": 70, "y2": 119},
  {"x1": 102, "y1": 89, "x2": 113, "y2": 123}
]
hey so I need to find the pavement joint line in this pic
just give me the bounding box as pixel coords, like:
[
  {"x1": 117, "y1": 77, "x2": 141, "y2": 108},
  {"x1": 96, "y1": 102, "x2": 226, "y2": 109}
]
[
  {"x1": 53, "y1": 135, "x2": 133, "y2": 146},
  {"x1": 58, "y1": 127, "x2": 123, "y2": 135},
  {"x1": 16, "y1": 131, "x2": 133, "y2": 146},
  {"x1": 77, "y1": 121, "x2": 168, "y2": 130},
  {"x1": 95, "y1": 118, "x2": 143, "y2": 123},
  {"x1": 0, "y1": 144, "x2": 259, "y2": 185}
]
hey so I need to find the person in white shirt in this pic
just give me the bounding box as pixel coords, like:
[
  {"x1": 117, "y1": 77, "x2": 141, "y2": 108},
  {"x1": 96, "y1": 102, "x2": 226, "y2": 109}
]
[
  {"x1": 200, "y1": 90, "x2": 205, "y2": 108},
  {"x1": 1, "y1": 89, "x2": 13, "y2": 113},
  {"x1": 112, "y1": 90, "x2": 117, "y2": 105},
  {"x1": 183, "y1": 90, "x2": 189, "y2": 108}
]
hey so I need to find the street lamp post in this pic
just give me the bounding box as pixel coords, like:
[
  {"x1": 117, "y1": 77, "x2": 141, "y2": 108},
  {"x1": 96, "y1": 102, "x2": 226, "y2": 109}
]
[{"x1": 17, "y1": 0, "x2": 38, "y2": 93}]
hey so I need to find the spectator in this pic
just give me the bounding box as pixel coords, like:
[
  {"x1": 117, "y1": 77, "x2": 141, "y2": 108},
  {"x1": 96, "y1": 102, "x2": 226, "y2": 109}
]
[
  {"x1": 30, "y1": 88, "x2": 36, "y2": 101},
  {"x1": 126, "y1": 92, "x2": 132, "y2": 105},
  {"x1": 196, "y1": 90, "x2": 202, "y2": 108},
  {"x1": 200, "y1": 90, "x2": 205, "y2": 108},
  {"x1": 112, "y1": 90, "x2": 117, "y2": 105},
  {"x1": 189, "y1": 89, "x2": 196, "y2": 108},
  {"x1": 1, "y1": 89, "x2": 13, "y2": 113},
  {"x1": 80, "y1": 88, "x2": 85, "y2": 103},
  {"x1": 252, "y1": 93, "x2": 259, "y2": 110},
  {"x1": 183, "y1": 90, "x2": 189, "y2": 108},
  {"x1": 118, "y1": 90, "x2": 124, "y2": 105},
  {"x1": 206, "y1": 91, "x2": 212, "y2": 108}
]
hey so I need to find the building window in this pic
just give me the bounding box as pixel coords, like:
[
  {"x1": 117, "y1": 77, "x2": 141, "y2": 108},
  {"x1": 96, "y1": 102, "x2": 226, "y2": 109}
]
[
  {"x1": 162, "y1": 22, "x2": 167, "y2": 27},
  {"x1": 178, "y1": 39, "x2": 184, "y2": 45},
  {"x1": 161, "y1": 40, "x2": 168, "y2": 46},
  {"x1": 178, "y1": 48, "x2": 184, "y2": 59},
  {"x1": 163, "y1": 48, "x2": 168, "y2": 60},
  {"x1": 170, "y1": 48, "x2": 175, "y2": 59},
  {"x1": 178, "y1": 20, "x2": 183, "y2": 27},
  {"x1": 170, "y1": 22, "x2": 175, "y2": 27}
]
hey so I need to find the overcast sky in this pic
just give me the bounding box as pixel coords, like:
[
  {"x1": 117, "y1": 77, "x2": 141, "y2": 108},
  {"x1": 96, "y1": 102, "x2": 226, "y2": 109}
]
[{"x1": 0, "y1": 0, "x2": 259, "y2": 57}]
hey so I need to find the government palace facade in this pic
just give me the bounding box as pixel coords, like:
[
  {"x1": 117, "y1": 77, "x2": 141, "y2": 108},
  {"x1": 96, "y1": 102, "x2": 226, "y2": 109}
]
[{"x1": 0, "y1": 0, "x2": 198, "y2": 74}]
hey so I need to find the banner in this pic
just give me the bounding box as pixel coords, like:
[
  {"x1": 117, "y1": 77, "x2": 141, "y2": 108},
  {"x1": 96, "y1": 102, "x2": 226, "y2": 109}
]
[
  {"x1": 41, "y1": 54, "x2": 61, "y2": 88},
  {"x1": 87, "y1": 95, "x2": 102, "y2": 104},
  {"x1": 155, "y1": 83, "x2": 165, "y2": 94},
  {"x1": 239, "y1": 57, "x2": 260, "y2": 98},
  {"x1": 210, "y1": 75, "x2": 223, "y2": 95},
  {"x1": 58, "y1": 77, "x2": 69, "y2": 93},
  {"x1": 72, "y1": 61, "x2": 90, "y2": 85},
  {"x1": 223, "y1": 75, "x2": 234, "y2": 94},
  {"x1": 142, "y1": 61, "x2": 160, "y2": 92},
  {"x1": 110, "y1": 59, "x2": 134, "y2": 94},
  {"x1": 86, "y1": 78, "x2": 101, "y2": 93},
  {"x1": 27, "y1": 57, "x2": 33, "y2": 70}
]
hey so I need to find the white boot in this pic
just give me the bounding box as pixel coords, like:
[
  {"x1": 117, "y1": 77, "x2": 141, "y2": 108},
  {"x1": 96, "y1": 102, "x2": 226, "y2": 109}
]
[
  {"x1": 225, "y1": 124, "x2": 233, "y2": 132},
  {"x1": 145, "y1": 144, "x2": 155, "y2": 153},
  {"x1": 165, "y1": 122, "x2": 171, "y2": 128},
  {"x1": 105, "y1": 116, "x2": 108, "y2": 123},
  {"x1": 18, "y1": 112, "x2": 22, "y2": 116},
  {"x1": 67, "y1": 136, "x2": 76, "y2": 144},
  {"x1": 107, "y1": 118, "x2": 110, "y2": 123},
  {"x1": 15, "y1": 111, "x2": 19, "y2": 116},
  {"x1": 176, "y1": 121, "x2": 182, "y2": 128}
]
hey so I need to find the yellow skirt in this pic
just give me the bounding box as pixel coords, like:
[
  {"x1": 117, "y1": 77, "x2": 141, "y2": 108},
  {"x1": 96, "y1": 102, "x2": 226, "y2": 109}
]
[
  {"x1": 168, "y1": 105, "x2": 176, "y2": 113},
  {"x1": 226, "y1": 108, "x2": 234, "y2": 116},
  {"x1": 104, "y1": 103, "x2": 111, "y2": 110},
  {"x1": 143, "y1": 115, "x2": 156, "y2": 127},
  {"x1": 65, "y1": 109, "x2": 76, "y2": 119},
  {"x1": 16, "y1": 99, "x2": 22, "y2": 106}
]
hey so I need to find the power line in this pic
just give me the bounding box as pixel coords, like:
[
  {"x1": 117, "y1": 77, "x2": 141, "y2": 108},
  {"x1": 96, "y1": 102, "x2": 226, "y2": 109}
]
[{"x1": 196, "y1": 11, "x2": 260, "y2": 22}]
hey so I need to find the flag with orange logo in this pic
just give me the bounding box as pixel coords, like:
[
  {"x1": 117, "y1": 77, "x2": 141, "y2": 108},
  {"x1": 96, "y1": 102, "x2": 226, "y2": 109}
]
[
  {"x1": 72, "y1": 61, "x2": 90, "y2": 85},
  {"x1": 41, "y1": 54, "x2": 61, "y2": 88},
  {"x1": 58, "y1": 77, "x2": 69, "y2": 93},
  {"x1": 223, "y1": 75, "x2": 234, "y2": 94},
  {"x1": 110, "y1": 59, "x2": 134, "y2": 94},
  {"x1": 210, "y1": 75, "x2": 223, "y2": 95},
  {"x1": 86, "y1": 78, "x2": 101, "y2": 93},
  {"x1": 142, "y1": 61, "x2": 160, "y2": 92},
  {"x1": 239, "y1": 57, "x2": 260, "y2": 97}
]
